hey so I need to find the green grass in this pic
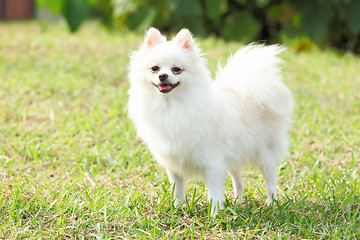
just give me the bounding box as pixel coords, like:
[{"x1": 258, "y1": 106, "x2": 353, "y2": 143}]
[{"x1": 0, "y1": 21, "x2": 359, "y2": 239}]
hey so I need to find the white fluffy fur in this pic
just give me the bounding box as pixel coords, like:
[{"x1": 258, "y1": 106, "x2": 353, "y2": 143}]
[{"x1": 128, "y1": 28, "x2": 293, "y2": 215}]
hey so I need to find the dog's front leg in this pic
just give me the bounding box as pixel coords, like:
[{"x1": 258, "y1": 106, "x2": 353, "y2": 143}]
[
  {"x1": 205, "y1": 166, "x2": 227, "y2": 216},
  {"x1": 167, "y1": 170, "x2": 186, "y2": 206}
]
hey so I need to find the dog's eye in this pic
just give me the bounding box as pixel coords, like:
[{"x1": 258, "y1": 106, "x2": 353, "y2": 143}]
[
  {"x1": 151, "y1": 66, "x2": 160, "y2": 72},
  {"x1": 172, "y1": 67, "x2": 182, "y2": 74}
]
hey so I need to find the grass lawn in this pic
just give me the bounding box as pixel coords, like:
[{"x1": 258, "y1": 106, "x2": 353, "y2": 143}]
[{"x1": 0, "y1": 21, "x2": 359, "y2": 239}]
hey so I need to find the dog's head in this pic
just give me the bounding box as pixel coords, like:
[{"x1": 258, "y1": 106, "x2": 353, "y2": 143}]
[{"x1": 129, "y1": 28, "x2": 206, "y2": 95}]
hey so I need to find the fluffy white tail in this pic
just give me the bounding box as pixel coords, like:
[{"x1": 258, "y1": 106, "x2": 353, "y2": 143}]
[{"x1": 215, "y1": 44, "x2": 293, "y2": 116}]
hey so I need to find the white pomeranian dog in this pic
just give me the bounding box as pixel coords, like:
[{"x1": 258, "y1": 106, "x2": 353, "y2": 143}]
[{"x1": 128, "y1": 28, "x2": 293, "y2": 215}]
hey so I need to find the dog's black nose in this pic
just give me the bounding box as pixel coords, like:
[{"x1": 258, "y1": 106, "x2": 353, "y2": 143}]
[{"x1": 159, "y1": 73, "x2": 168, "y2": 82}]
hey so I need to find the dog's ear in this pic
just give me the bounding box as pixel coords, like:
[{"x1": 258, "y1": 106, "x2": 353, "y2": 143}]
[
  {"x1": 144, "y1": 28, "x2": 165, "y2": 48},
  {"x1": 174, "y1": 29, "x2": 195, "y2": 50}
]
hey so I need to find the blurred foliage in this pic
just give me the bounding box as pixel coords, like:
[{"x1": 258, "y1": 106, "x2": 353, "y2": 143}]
[{"x1": 36, "y1": 0, "x2": 360, "y2": 53}]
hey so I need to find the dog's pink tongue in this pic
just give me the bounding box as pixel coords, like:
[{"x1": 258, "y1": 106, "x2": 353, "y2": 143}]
[{"x1": 159, "y1": 84, "x2": 171, "y2": 90}]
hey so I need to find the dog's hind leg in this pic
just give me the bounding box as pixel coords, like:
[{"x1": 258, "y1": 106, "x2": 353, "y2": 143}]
[
  {"x1": 259, "y1": 156, "x2": 279, "y2": 204},
  {"x1": 167, "y1": 170, "x2": 186, "y2": 206},
  {"x1": 229, "y1": 169, "x2": 244, "y2": 201}
]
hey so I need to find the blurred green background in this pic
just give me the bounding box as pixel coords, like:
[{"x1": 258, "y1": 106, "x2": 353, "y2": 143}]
[{"x1": 2, "y1": 0, "x2": 360, "y2": 53}]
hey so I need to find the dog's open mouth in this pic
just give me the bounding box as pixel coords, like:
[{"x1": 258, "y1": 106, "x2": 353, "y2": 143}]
[{"x1": 153, "y1": 82, "x2": 180, "y2": 93}]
